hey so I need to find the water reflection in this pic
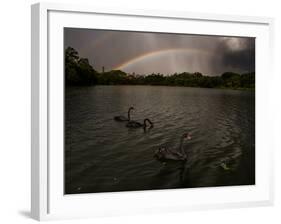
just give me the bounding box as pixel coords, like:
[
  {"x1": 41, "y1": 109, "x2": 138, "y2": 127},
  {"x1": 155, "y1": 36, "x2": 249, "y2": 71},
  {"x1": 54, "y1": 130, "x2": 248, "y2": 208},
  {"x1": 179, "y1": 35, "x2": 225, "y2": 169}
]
[{"x1": 65, "y1": 86, "x2": 255, "y2": 194}]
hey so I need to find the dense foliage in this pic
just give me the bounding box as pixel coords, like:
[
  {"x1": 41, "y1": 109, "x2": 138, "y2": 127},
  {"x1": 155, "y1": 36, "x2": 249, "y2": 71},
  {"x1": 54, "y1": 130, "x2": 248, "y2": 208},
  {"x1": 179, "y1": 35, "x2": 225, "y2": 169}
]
[
  {"x1": 65, "y1": 47, "x2": 98, "y2": 85},
  {"x1": 65, "y1": 47, "x2": 255, "y2": 89}
]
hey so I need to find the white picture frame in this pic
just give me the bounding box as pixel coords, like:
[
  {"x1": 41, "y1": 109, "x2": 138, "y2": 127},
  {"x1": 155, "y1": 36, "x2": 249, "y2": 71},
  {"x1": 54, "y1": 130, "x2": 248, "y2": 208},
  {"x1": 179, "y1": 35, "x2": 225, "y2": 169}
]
[{"x1": 31, "y1": 2, "x2": 274, "y2": 221}]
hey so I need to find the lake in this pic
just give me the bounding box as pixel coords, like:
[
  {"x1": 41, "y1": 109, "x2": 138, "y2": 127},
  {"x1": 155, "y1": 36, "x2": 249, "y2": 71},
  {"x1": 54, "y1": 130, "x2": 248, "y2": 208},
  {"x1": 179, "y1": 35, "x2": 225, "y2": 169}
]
[{"x1": 65, "y1": 85, "x2": 255, "y2": 194}]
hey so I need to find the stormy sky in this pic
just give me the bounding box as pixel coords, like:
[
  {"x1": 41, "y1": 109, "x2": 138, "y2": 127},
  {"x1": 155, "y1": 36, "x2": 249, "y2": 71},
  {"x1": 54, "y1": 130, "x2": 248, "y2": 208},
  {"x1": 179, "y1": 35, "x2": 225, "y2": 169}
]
[{"x1": 64, "y1": 28, "x2": 255, "y2": 76}]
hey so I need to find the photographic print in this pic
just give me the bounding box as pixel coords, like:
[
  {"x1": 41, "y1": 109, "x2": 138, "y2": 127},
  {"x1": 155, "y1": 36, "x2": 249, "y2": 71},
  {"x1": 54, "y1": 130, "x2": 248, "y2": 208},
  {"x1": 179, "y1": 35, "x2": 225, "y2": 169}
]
[{"x1": 64, "y1": 28, "x2": 255, "y2": 194}]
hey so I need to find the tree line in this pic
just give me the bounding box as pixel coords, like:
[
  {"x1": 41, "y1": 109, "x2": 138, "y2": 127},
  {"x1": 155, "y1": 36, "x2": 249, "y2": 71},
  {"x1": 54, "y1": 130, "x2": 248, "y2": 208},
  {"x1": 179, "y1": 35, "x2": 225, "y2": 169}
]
[{"x1": 65, "y1": 47, "x2": 255, "y2": 89}]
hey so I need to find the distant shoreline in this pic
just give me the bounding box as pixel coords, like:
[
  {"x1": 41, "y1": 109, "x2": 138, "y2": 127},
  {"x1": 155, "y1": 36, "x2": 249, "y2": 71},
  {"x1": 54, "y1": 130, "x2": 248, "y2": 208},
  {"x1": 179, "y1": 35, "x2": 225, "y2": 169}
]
[
  {"x1": 66, "y1": 84, "x2": 255, "y2": 91},
  {"x1": 65, "y1": 47, "x2": 255, "y2": 90}
]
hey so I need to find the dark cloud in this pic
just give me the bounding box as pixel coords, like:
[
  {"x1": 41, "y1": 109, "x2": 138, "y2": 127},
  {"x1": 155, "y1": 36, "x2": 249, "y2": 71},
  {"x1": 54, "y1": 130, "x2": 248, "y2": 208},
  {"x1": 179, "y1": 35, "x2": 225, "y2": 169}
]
[
  {"x1": 218, "y1": 38, "x2": 255, "y2": 73},
  {"x1": 64, "y1": 28, "x2": 255, "y2": 76}
]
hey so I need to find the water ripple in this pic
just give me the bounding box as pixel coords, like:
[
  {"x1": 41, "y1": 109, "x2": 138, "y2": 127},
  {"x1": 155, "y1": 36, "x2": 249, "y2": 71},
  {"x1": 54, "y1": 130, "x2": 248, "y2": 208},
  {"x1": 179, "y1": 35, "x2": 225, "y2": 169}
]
[{"x1": 65, "y1": 86, "x2": 255, "y2": 194}]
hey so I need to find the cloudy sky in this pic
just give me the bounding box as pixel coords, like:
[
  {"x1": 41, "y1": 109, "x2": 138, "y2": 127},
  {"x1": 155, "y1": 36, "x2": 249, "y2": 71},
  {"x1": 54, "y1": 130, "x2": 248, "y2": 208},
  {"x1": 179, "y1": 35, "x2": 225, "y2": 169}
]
[{"x1": 64, "y1": 28, "x2": 255, "y2": 76}]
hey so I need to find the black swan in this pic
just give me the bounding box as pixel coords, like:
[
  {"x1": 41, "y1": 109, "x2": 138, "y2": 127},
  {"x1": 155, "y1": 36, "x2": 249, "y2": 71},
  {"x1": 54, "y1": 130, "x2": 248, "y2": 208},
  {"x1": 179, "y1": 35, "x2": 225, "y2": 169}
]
[
  {"x1": 154, "y1": 133, "x2": 192, "y2": 161},
  {"x1": 114, "y1": 107, "x2": 134, "y2": 121},
  {"x1": 126, "y1": 118, "x2": 153, "y2": 129}
]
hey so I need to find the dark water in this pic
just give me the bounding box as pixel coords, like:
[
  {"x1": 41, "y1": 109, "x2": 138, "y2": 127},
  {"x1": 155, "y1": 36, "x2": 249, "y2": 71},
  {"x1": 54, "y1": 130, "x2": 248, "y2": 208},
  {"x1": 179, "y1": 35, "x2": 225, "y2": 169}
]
[{"x1": 65, "y1": 85, "x2": 255, "y2": 194}]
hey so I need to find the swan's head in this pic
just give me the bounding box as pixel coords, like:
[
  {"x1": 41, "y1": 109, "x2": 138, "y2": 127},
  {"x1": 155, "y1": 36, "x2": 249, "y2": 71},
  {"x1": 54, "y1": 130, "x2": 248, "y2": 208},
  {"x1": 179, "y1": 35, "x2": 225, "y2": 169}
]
[
  {"x1": 129, "y1": 106, "x2": 135, "y2": 110},
  {"x1": 183, "y1": 133, "x2": 192, "y2": 140},
  {"x1": 144, "y1": 118, "x2": 153, "y2": 126}
]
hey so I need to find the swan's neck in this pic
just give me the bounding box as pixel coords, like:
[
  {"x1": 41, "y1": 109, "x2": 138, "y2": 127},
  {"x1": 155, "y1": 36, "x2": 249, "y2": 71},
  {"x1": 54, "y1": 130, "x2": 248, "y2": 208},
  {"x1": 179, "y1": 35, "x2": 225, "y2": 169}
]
[
  {"x1": 144, "y1": 119, "x2": 152, "y2": 127},
  {"x1": 179, "y1": 137, "x2": 186, "y2": 156},
  {"x1": 128, "y1": 109, "x2": 132, "y2": 120},
  {"x1": 143, "y1": 119, "x2": 147, "y2": 127}
]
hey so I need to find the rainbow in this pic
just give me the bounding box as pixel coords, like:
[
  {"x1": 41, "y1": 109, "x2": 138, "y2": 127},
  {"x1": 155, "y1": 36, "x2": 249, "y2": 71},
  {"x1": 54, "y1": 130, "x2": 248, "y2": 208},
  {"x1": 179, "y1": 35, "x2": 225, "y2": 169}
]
[{"x1": 114, "y1": 48, "x2": 211, "y2": 71}]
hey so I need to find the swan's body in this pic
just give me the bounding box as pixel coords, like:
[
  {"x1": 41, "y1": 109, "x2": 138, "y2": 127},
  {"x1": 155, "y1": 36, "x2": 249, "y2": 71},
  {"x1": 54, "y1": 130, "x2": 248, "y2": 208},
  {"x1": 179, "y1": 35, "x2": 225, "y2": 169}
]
[
  {"x1": 154, "y1": 133, "x2": 191, "y2": 162},
  {"x1": 126, "y1": 118, "x2": 153, "y2": 129},
  {"x1": 154, "y1": 148, "x2": 187, "y2": 161},
  {"x1": 114, "y1": 107, "x2": 134, "y2": 122}
]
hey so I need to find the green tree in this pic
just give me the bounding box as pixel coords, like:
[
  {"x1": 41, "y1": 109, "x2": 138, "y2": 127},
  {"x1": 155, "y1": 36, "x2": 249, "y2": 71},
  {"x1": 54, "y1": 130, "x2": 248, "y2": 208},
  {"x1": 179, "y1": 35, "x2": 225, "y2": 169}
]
[
  {"x1": 65, "y1": 47, "x2": 97, "y2": 85},
  {"x1": 77, "y1": 58, "x2": 97, "y2": 85},
  {"x1": 221, "y1": 72, "x2": 241, "y2": 88},
  {"x1": 65, "y1": 47, "x2": 79, "y2": 84}
]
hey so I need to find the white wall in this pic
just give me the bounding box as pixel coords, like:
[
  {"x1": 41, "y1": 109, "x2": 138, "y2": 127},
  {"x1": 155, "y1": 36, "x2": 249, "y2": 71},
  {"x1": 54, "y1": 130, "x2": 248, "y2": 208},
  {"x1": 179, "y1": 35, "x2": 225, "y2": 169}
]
[{"x1": 0, "y1": 0, "x2": 280, "y2": 223}]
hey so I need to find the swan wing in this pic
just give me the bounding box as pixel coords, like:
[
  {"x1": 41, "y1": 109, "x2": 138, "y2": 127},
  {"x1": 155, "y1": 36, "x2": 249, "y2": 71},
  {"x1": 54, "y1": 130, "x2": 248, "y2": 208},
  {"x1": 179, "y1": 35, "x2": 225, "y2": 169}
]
[
  {"x1": 154, "y1": 148, "x2": 186, "y2": 161},
  {"x1": 126, "y1": 120, "x2": 142, "y2": 127},
  {"x1": 166, "y1": 150, "x2": 185, "y2": 160}
]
